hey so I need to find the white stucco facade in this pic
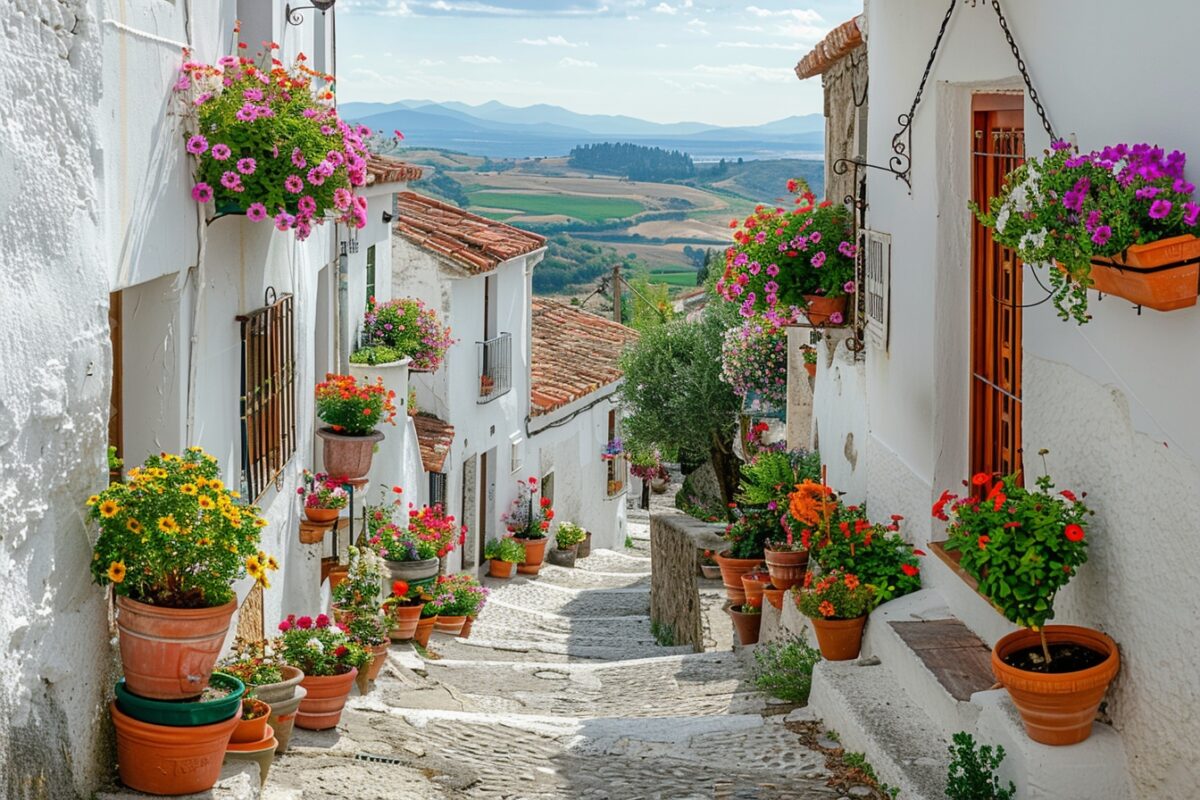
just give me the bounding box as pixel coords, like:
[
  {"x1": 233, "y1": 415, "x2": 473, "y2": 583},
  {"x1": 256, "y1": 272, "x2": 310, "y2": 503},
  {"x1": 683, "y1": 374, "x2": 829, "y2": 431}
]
[{"x1": 806, "y1": 3, "x2": 1200, "y2": 796}]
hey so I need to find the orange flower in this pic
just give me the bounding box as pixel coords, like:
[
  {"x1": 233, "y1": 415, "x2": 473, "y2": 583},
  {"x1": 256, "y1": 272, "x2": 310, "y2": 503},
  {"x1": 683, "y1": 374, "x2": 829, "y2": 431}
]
[
  {"x1": 788, "y1": 480, "x2": 834, "y2": 527},
  {"x1": 107, "y1": 561, "x2": 127, "y2": 583},
  {"x1": 843, "y1": 574, "x2": 860, "y2": 591},
  {"x1": 818, "y1": 600, "x2": 836, "y2": 618}
]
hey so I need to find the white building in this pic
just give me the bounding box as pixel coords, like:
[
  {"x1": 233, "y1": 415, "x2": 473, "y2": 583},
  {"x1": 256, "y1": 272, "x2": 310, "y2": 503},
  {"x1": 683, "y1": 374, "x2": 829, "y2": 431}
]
[
  {"x1": 0, "y1": 3, "x2": 417, "y2": 793},
  {"x1": 799, "y1": 3, "x2": 1200, "y2": 798}
]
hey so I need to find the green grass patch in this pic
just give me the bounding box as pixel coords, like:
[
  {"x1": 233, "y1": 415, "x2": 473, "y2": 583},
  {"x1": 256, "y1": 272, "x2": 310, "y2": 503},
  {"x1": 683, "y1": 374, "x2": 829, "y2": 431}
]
[
  {"x1": 648, "y1": 271, "x2": 701, "y2": 287},
  {"x1": 467, "y1": 191, "x2": 644, "y2": 223}
]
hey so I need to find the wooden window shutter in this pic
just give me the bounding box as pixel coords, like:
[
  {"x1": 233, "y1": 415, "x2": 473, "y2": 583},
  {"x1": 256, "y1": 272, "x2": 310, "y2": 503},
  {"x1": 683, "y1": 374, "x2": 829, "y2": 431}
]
[{"x1": 862, "y1": 229, "x2": 891, "y2": 351}]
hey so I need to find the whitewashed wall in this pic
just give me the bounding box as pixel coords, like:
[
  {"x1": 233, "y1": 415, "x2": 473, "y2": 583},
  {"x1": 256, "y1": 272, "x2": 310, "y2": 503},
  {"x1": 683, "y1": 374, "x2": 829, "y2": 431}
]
[{"x1": 842, "y1": 2, "x2": 1200, "y2": 796}]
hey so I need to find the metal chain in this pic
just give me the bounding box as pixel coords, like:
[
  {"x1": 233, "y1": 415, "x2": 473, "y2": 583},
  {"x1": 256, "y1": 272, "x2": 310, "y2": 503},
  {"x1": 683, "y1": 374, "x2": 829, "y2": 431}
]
[
  {"x1": 906, "y1": 0, "x2": 959, "y2": 122},
  {"x1": 990, "y1": 0, "x2": 1056, "y2": 140}
]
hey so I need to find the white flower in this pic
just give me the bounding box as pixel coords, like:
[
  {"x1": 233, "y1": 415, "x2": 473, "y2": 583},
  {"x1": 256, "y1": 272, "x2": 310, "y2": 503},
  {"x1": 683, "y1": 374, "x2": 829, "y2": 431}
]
[{"x1": 306, "y1": 637, "x2": 324, "y2": 653}]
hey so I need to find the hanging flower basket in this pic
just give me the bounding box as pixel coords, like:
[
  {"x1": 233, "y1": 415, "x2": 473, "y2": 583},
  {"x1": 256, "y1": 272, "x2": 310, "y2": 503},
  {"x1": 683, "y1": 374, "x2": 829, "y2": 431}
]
[{"x1": 1065, "y1": 234, "x2": 1200, "y2": 311}]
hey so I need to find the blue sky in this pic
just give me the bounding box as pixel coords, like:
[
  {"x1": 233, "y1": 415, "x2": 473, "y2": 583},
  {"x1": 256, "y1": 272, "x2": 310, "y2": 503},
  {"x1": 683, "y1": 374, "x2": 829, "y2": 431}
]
[{"x1": 335, "y1": 0, "x2": 861, "y2": 126}]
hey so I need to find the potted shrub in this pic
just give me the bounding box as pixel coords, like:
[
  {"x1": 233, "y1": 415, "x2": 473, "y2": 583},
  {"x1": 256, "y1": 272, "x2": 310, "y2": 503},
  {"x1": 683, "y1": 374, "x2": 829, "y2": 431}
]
[
  {"x1": 484, "y1": 537, "x2": 525, "y2": 578},
  {"x1": 715, "y1": 510, "x2": 773, "y2": 604},
  {"x1": 414, "y1": 600, "x2": 439, "y2": 648},
  {"x1": 352, "y1": 296, "x2": 455, "y2": 372},
  {"x1": 87, "y1": 448, "x2": 277, "y2": 700},
  {"x1": 346, "y1": 610, "x2": 391, "y2": 695},
  {"x1": 718, "y1": 181, "x2": 856, "y2": 327},
  {"x1": 368, "y1": 495, "x2": 461, "y2": 590},
  {"x1": 330, "y1": 546, "x2": 390, "y2": 692},
  {"x1": 720, "y1": 317, "x2": 789, "y2": 413},
  {"x1": 314, "y1": 373, "x2": 397, "y2": 483},
  {"x1": 763, "y1": 529, "x2": 809, "y2": 591},
  {"x1": 727, "y1": 602, "x2": 762, "y2": 646},
  {"x1": 382, "y1": 580, "x2": 429, "y2": 641},
  {"x1": 630, "y1": 448, "x2": 670, "y2": 493},
  {"x1": 219, "y1": 639, "x2": 306, "y2": 754},
  {"x1": 811, "y1": 510, "x2": 924, "y2": 606},
  {"x1": 297, "y1": 470, "x2": 348, "y2": 527},
  {"x1": 457, "y1": 577, "x2": 489, "y2": 639},
  {"x1": 803, "y1": 348, "x2": 818, "y2": 378},
  {"x1": 275, "y1": 614, "x2": 369, "y2": 731},
  {"x1": 548, "y1": 521, "x2": 587, "y2": 568},
  {"x1": 794, "y1": 568, "x2": 875, "y2": 661},
  {"x1": 429, "y1": 573, "x2": 488, "y2": 635},
  {"x1": 501, "y1": 477, "x2": 553, "y2": 575},
  {"x1": 973, "y1": 140, "x2": 1200, "y2": 321},
  {"x1": 176, "y1": 37, "x2": 369, "y2": 239},
  {"x1": 935, "y1": 466, "x2": 1116, "y2": 745},
  {"x1": 699, "y1": 549, "x2": 722, "y2": 580}
]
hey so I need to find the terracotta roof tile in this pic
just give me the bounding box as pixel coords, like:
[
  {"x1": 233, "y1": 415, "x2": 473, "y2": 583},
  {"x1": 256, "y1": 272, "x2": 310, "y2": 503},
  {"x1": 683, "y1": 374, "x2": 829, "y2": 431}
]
[
  {"x1": 795, "y1": 15, "x2": 864, "y2": 80},
  {"x1": 365, "y1": 153, "x2": 424, "y2": 185},
  {"x1": 530, "y1": 299, "x2": 639, "y2": 417},
  {"x1": 393, "y1": 192, "x2": 546, "y2": 274},
  {"x1": 412, "y1": 413, "x2": 455, "y2": 473}
]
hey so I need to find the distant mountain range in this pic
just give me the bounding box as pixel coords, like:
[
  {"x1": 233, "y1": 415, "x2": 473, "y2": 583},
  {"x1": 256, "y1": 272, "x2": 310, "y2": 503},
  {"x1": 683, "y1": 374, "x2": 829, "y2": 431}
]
[{"x1": 340, "y1": 99, "x2": 824, "y2": 161}]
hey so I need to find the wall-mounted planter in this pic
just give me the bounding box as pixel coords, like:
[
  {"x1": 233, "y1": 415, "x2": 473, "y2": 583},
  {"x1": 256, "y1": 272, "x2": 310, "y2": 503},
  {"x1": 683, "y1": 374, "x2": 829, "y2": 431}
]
[
  {"x1": 1072, "y1": 234, "x2": 1200, "y2": 311},
  {"x1": 800, "y1": 294, "x2": 847, "y2": 326}
]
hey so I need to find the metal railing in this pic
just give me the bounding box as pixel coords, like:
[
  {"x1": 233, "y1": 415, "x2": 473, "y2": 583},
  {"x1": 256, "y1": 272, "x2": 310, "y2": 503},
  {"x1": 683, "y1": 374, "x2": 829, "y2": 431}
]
[{"x1": 477, "y1": 332, "x2": 512, "y2": 403}]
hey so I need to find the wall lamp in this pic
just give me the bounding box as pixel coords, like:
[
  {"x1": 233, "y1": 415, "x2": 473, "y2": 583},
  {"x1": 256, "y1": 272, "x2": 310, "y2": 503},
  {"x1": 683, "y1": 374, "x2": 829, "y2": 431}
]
[
  {"x1": 381, "y1": 210, "x2": 395, "y2": 224},
  {"x1": 286, "y1": 0, "x2": 336, "y2": 26}
]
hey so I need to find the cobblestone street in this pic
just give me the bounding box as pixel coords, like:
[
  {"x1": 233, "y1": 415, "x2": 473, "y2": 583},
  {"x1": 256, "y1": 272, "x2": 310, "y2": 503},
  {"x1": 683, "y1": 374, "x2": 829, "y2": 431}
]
[{"x1": 263, "y1": 499, "x2": 843, "y2": 800}]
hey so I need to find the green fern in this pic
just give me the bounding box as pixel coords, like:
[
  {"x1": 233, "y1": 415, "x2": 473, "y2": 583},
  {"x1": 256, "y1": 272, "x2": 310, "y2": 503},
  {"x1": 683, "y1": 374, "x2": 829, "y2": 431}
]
[{"x1": 737, "y1": 449, "x2": 821, "y2": 507}]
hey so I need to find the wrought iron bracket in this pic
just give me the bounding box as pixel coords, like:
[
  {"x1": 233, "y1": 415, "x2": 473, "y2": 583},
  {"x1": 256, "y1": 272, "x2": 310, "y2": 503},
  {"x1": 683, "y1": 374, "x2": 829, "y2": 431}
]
[{"x1": 285, "y1": 1, "x2": 336, "y2": 27}]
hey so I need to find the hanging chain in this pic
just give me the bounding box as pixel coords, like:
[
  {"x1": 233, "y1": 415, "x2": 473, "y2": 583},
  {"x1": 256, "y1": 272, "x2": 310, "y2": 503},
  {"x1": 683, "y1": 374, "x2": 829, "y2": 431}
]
[
  {"x1": 905, "y1": 0, "x2": 959, "y2": 124},
  {"x1": 990, "y1": 0, "x2": 1056, "y2": 141}
]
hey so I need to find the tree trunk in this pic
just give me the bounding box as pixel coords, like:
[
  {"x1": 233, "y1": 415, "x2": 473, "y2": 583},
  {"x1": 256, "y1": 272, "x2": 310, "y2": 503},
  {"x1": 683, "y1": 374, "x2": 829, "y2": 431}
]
[{"x1": 709, "y1": 433, "x2": 741, "y2": 515}]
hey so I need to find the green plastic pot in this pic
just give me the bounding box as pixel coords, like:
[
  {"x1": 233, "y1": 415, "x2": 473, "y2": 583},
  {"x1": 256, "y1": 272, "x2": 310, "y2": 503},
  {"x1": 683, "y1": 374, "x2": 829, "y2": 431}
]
[{"x1": 115, "y1": 672, "x2": 245, "y2": 727}]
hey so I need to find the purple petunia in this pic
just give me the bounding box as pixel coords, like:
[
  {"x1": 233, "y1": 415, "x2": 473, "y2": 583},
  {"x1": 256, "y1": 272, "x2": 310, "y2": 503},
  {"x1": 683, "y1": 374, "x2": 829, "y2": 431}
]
[
  {"x1": 828, "y1": 312, "x2": 844, "y2": 325},
  {"x1": 1149, "y1": 199, "x2": 1173, "y2": 220},
  {"x1": 274, "y1": 211, "x2": 295, "y2": 231},
  {"x1": 236, "y1": 158, "x2": 256, "y2": 176},
  {"x1": 191, "y1": 182, "x2": 213, "y2": 203},
  {"x1": 1091, "y1": 226, "x2": 1112, "y2": 246},
  {"x1": 1185, "y1": 202, "x2": 1200, "y2": 227},
  {"x1": 285, "y1": 175, "x2": 304, "y2": 193},
  {"x1": 211, "y1": 143, "x2": 231, "y2": 161},
  {"x1": 843, "y1": 281, "x2": 856, "y2": 294},
  {"x1": 811, "y1": 251, "x2": 827, "y2": 268},
  {"x1": 298, "y1": 195, "x2": 317, "y2": 215},
  {"x1": 186, "y1": 134, "x2": 208, "y2": 155},
  {"x1": 247, "y1": 202, "x2": 268, "y2": 222},
  {"x1": 220, "y1": 171, "x2": 243, "y2": 191}
]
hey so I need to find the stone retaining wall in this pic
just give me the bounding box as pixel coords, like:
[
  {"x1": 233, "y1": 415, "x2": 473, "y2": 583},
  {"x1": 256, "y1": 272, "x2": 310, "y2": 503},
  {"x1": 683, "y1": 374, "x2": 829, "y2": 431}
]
[{"x1": 649, "y1": 511, "x2": 726, "y2": 651}]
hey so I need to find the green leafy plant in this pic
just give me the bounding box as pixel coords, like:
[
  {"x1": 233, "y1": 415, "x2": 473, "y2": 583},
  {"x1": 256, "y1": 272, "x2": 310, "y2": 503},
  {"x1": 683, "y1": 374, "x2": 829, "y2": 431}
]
[
  {"x1": 349, "y1": 344, "x2": 406, "y2": 366},
  {"x1": 935, "y1": 460, "x2": 1090, "y2": 634},
  {"x1": 555, "y1": 522, "x2": 587, "y2": 549},
  {"x1": 738, "y1": 448, "x2": 821, "y2": 508},
  {"x1": 274, "y1": 614, "x2": 370, "y2": 676},
  {"x1": 314, "y1": 373, "x2": 397, "y2": 435},
  {"x1": 219, "y1": 638, "x2": 285, "y2": 686},
  {"x1": 424, "y1": 574, "x2": 487, "y2": 617},
  {"x1": 723, "y1": 509, "x2": 781, "y2": 559},
  {"x1": 794, "y1": 568, "x2": 875, "y2": 621},
  {"x1": 86, "y1": 448, "x2": 276, "y2": 608},
  {"x1": 813, "y1": 509, "x2": 923, "y2": 605},
  {"x1": 501, "y1": 477, "x2": 554, "y2": 540},
  {"x1": 946, "y1": 732, "x2": 1015, "y2": 800},
  {"x1": 803, "y1": 348, "x2": 818, "y2": 366},
  {"x1": 343, "y1": 608, "x2": 390, "y2": 647},
  {"x1": 331, "y1": 545, "x2": 383, "y2": 610},
  {"x1": 752, "y1": 637, "x2": 822, "y2": 703},
  {"x1": 484, "y1": 537, "x2": 527, "y2": 563}
]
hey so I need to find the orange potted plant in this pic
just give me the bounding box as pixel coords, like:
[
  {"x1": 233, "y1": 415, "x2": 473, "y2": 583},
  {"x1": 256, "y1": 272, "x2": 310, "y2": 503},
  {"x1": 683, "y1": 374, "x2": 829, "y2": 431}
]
[
  {"x1": 935, "y1": 462, "x2": 1116, "y2": 745},
  {"x1": 501, "y1": 476, "x2": 553, "y2": 575},
  {"x1": 219, "y1": 639, "x2": 306, "y2": 754},
  {"x1": 484, "y1": 537, "x2": 525, "y2": 578},
  {"x1": 382, "y1": 580, "x2": 428, "y2": 641},
  {"x1": 275, "y1": 614, "x2": 370, "y2": 730},
  {"x1": 314, "y1": 373, "x2": 397, "y2": 482},
  {"x1": 794, "y1": 568, "x2": 875, "y2": 661},
  {"x1": 297, "y1": 470, "x2": 348, "y2": 526},
  {"x1": 727, "y1": 602, "x2": 762, "y2": 646}
]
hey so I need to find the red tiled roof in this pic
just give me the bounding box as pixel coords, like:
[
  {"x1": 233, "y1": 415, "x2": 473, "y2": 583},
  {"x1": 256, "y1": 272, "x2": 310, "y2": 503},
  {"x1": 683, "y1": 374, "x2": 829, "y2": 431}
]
[
  {"x1": 412, "y1": 413, "x2": 455, "y2": 473},
  {"x1": 795, "y1": 15, "x2": 864, "y2": 80},
  {"x1": 393, "y1": 192, "x2": 546, "y2": 274},
  {"x1": 530, "y1": 299, "x2": 639, "y2": 417},
  {"x1": 365, "y1": 153, "x2": 424, "y2": 185}
]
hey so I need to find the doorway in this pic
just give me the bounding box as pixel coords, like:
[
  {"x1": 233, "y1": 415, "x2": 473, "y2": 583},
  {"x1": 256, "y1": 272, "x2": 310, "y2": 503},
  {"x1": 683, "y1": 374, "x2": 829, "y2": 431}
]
[{"x1": 970, "y1": 95, "x2": 1024, "y2": 482}]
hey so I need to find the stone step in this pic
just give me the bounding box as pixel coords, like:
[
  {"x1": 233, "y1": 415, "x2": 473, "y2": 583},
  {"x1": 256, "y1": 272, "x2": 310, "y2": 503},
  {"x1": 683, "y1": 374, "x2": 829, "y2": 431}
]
[
  {"x1": 532, "y1": 563, "x2": 650, "y2": 590},
  {"x1": 479, "y1": 580, "x2": 650, "y2": 618}
]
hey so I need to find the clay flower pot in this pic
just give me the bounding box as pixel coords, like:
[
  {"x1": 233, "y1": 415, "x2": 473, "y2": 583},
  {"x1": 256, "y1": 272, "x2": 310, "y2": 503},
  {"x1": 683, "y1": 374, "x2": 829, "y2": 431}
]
[
  {"x1": 383, "y1": 557, "x2": 440, "y2": 597},
  {"x1": 266, "y1": 685, "x2": 305, "y2": 754},
  {"x1": 715, "y1": 551, "x2": 764, "y2": 605},
  {"x1": 800, "y1": 294, "x2": 847, "y2": 326},
  {"x1": 304, "y1": 506, "x2": 340, "y2": 524},
  {"x1": 110, "y1": 701, "x2": 240, "y2": 795},
  {"x1": 388, "y1": 604, "x2": 424, "y2": 640},
  {"x1": 326, "y1": 564, "x2": 349, "y2": 592},
  {"x1": 357, "y1": 641, "x2": 391, "y2": 694},
  {"x1": 804, "y1": 362, "x2": 817, "y2": 378},
  {"x1": 727, "y1": 605, "x2": 762, "y2": 646},
  {"x1": 991, "y1": 625, "x2": 1120, "y2": 746},
  {"x1": 414, "y1": 616, "x2": 437, "y2": 648},
  {"x1": 231, "y1": 698, "x2": 272, "y2": 745},
  {"x1": 488, "y1": 559, "x2": 518, "y2": 578},
  {"x1": 547, "y1": 545, "x2": 578, "y2": 568},
  {"x1": 1075, "y1": 234, "x2": 1200, "y2": 311},
  {"x1": 296, "y1": 669, "x2": 358, "y2": 731},
  {"x1": 515, "y1": 536, "x2": 548, "y2": 575},
  {"x1": 317, "y1": 427, "x2": 384, "y2": 483},
  {"x1": 460, "y1": 616, "x2": 476, "y2": 638},
  {"x1": 763, "y1": 585, "x2": 785, "y2": 611},
  {"x1": 115, "y1": 595, "x2": 237, "y2": 700},
  {"x1": 741, "y1": 572, "x2": 772, "y2": 608},
  {"x1": 700, "y1": 563, "x2": 722, "y2": 580},
  {"x1": 434, "y1": 615, "x2": 467, "y2": 635},
  {"x1": 224, "y1": 724, "x2": 277, "y2": 787},
  {"x1": 577, "y1": 531, "x2": 592, "y2": 558},
  {"x1": 764, "y1": 548, "x2": 809, "y2": 591},
  {"x1": 298, "y1": 521, "x2": 327, "y2": 544},
  {"x1": 811, "y1": 615, "x2": 867, "y2": 661}
]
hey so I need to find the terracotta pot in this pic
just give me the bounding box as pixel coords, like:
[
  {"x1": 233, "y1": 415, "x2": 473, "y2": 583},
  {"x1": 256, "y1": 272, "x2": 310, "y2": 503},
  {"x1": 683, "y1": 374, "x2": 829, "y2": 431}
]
[
  {"x1": 515, "y1": 536, "x2": 548, "y2": 575},
  {"x1": 304, "y1": 506, "x2": 340, "y2": 525},
  {"x1": 326, "y1": 565, "x2": 349, "y2": 592},
  {"x1": 764, "y1": 548, "x2": 810, "y2": 591},
  {"x1": 488, "y1": 559, "x2": 518, "y2": 578},
  {"x1": 434, "y1": 614, "x2": 466, "y2": 635},
  {"x1": 811, "y1": 615, "x2": 867, "y2": 661},
  {"x1": 741, "y1": 572, "x2": 771, "y2": 608},
  {"x1": 115, "y1": 596, "x2": 237, "y2": 701},
  {"x1": 356, "y1": 641, "x2": 391, "y2": 694},
  {"x1": 547, "y1": 545, "x2": 577, "y2": 568},
  {"x1": 804, "y1": 362, "x2": 817, "y2": 378},
  {"x1": 250, "y1": 666, "x2": 304, "y2": 708},
  {"x1": 577, "y1": 531, "x2": 592, "y2": 558},
  {"x1": 388, "y1": 604, "x2": 424, "y2": 640},
  {"x1": 265, "y1": 684, "x2": 305, "y2": 754},
  {"x1": 224, "y1": 724, "x2": 277, "y2": 787},
  {"x1": 231, "y1": 698, "x2": 272, "y2": 744},
  {"x1": 801, "y1": 294, "x2": 848, "y2": 326},
  {"x1": 460, "y1": 616, "x2": 475, "y2": 638},
  {"x1": 991, "y1": 625, "x2": 1120, "y2": 746},
  {"x1": 727, "y1": 605, "x2": 762, "y2": 646},
  {"x1": 110, "y1": 701, "x2": 239, "y2": 795},
  {"x1": 715, "y1": 551, "x2": 764, "y2": 605},
  {"x1": 763, "y1": 585, "x2": 785, "y2": 611},
  {"x1": 1072, "y1": 234, "x2": 1200, "y2": 311},
  {"x1": 298, "y1": 521, "x2": 326, "y2": 544},
  {"x1": 414, "y1": 616, "x2": 437, "y2": 648},
  {"x1": 296, "y1": 669, "x2": 358, "y2": 731},
  {"x1": 700, "y1": 563, "x2": 722, "y2": 580},
  {"x1": 317, "y1": 427, "x2": 384, "y2": 483}
]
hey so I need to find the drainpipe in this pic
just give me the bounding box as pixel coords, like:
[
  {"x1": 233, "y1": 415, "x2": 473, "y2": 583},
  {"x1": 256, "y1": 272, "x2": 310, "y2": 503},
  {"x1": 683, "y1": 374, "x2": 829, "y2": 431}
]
[{"x1": 337, "y1": 236, "x2": 350, "y2": 373}]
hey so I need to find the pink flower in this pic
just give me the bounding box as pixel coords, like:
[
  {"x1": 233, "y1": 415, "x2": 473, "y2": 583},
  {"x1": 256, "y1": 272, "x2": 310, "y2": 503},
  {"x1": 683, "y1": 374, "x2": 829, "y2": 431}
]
[
  {"x1": 284, "y1": 175, "x2": 304, "y2": 193},
  {"x1": 315, "y1": 613, "x2": 330, "y2": 628},
  {"x1": 296, "y1": 615, "x2": 313, "y2": 629},
  {"x1": 274, "y1": 211, "x2": 295, "y2": 231},
  {"x1": 843, "y1": 281, "x2": 856, "y2": 294},
  {"x1": 211, "y1": 144, "x2": 231, "y2": 161},
  {"x1": 298, "y1": 195, "x2": 317, "y2": 215},
  {"x1": 235, "y1": 104, "x2": 257, "y2": 122},
  {"x1": 277, "y1": 620, "x2": 292, "y2": 632},
  {"x1": 811, "y1": 251, "x2": 827, "y2": 268},
  {"x1": 191, "y1": 182, "x2": 214, "y2": 203},
  {"x1": 220, "y1": 171, "x2": 243, "y2": 191},
  {"x1": 306, "y1": 167, "x2": 326, "y2": 186},
  {"x1": 247, "y1": 202, "x2": 268, "y2": 222},
  {"x1": 333, "y1": 188, "x2": 352, "y2": 210},
  {"x1": 186, "y1": 135, "x2": 208, "y2": 155},
  {"x1": 829, "y1": 311, "x2": 844, "y2": 325},
  {"x1": 243, "y1": 87, "x2": 264, "y2": 102},
  {"x1": 237, "y1": 158, "x2": 257, "y2": 175},
  {"x1": 193, "y1": 92, "x2": 213, "y2": 106},
  {"x1": 292, "y1": 148, "x2": 307, "y2": 169}
]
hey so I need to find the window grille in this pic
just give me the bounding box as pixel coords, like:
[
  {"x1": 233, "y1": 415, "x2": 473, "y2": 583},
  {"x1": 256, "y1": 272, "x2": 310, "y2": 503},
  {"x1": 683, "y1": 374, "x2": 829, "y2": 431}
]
[
  {"x1": 477, "y1": 332, "x2": 512, "y2": 403},
  {"x1": 237, "y1": 290, "x2": 296, "y2": 501},
  {"x1": 862, "y1": 230, "x2": 891, "y2": 351},
  {"x1": 429, "y1": 471, "x2": 447, "y2": 509},
  {"x1": 365, "y1": 244, "x2": 376, "y2": 305}
]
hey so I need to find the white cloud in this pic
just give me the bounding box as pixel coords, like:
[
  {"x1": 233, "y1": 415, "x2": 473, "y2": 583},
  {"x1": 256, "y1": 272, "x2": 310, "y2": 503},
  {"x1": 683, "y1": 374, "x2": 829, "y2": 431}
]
[
  {"x1": 418, "y1": 58, "x2": 446, "y2": 66},
  {"x1": 380, "y1": 0, "x2": 413, "y2": 15},
  {"x1": 692, "y1": 63, "x2": 795, "y2": 83},
  {"x1": 745, "y1": 6, "x2": 821, "y2": 21},
  {"x1": 717, "y1": 40, "x2": 799, "y2": 50},
  {"x1": 652, "y1": 2, "x2": 676, "y2": 13},
  {"x1": 559, "y1": 57, "x2": 599, "y2": 67},
  {"x1": 685, "y1": 18, "x2": 708, "y2": 33},
  {"x1": 519, "y1": 35, "x2": 587, "y2": 47},
  {"x1": 736, "y1": 24, "x2": 765, "y2": 32},
  {"x1": 351, "y1": 53, "x2": 366, "y2": 60},
  {"x1": 459, "y1": 54, "x2": 503, "y2": 64}
]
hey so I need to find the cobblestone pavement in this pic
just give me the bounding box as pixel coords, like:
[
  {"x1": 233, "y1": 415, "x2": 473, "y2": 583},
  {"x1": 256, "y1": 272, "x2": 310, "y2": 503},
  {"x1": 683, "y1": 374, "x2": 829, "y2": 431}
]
[{"x1": 266, "y1": 483, "x2": 841, "y2": 799}]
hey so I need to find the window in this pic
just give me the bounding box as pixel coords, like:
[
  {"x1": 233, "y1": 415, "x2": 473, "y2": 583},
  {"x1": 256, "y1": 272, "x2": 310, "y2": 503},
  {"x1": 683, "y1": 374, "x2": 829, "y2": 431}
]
[
  {"x1": 365, "y1": 244, "x2": 376, "y2": 306},
  {"x1": 862, "y1": 230, "x2": 891, "y2": 351},
  {"x1": 605, "y1": 409, "x2": 626, "y2": 497},
  {"x1": 541, "y1": 471, "x2": 555, "y2": 506},
  {"x1": 510, "y1": 436, "x2": 523, "y2": 473},
  {"x1": 237, "y1": 292, "x2": 297, "y2": 501},
  {"x1": 477, "y1": 332, "x2": 512, "y2": 402},
  {"x1": 429, "y1": 471, "x2": 447, "y2": 509}
]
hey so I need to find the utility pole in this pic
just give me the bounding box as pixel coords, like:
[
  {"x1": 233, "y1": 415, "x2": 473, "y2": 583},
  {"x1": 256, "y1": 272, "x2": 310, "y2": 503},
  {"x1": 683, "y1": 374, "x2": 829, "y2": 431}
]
[{"x1": 612, "y1": 263, "x2": 622, "y2": 324}]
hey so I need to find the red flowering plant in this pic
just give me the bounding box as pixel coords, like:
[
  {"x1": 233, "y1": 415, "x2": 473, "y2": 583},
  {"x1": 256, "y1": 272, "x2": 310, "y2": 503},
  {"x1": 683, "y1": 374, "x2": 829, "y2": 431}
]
[
  {"x1": 810, "y1": 508, "x2": 924, "y2": 605},
  {"x1": 297, "y1": 470, "x2": 348, "y2": 510},
  {"x1": 934, "y1": 457, "x2": 1091, "y2": 635},
  {"x1": 717, "y1": 181, "x2": 856, "y2": 326},
  {"x1": 314, "y1": 373, "x2": 397, "y2": 436},
  {"x1": 175, "y1": 28, "x2": 370, "y2": 240},
  {"x1": 407, "y1": 504, "x2": 464, "y2": 559},
  {"x1": 501, "y1": 477, "x2": 554, "y2": 540},
  {"x1": 274, "y1": 613, "x2": 370, "y2": 676},
  {"x1": 368, "y1": 500, "x2": 463, "y2": 562},
  {"x1": 794, "y1": 568, "x2": 875, "y2": 621},
  {"x1": 381, "y1": 580, "x2": 432, "y2": 620}
]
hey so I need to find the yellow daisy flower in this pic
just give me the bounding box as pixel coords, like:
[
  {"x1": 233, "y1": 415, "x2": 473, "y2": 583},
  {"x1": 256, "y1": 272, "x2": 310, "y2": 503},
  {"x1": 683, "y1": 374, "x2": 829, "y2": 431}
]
[
  {"x1": 126, "y1": 518, "x2": 143, "y2": 534},
  {"x1": 180, "y1": 483, "x2": 198, "y2": 495},
  {"x1": 198, "y1": 495, "x2": 215, "y2": 510},
  {"x1": 157, "y1": 515, "x2": 179, "y2": 534},
  {"x1": 265, "y1": 555, "x2": 280, "y2": 571},
  {"x1": 253, "y1": 517, "x2": 268, "y2": 528},
  {"x1": 229, "y1": 490, "x2": 241, "y2": 499},
  {"x1": 107, "y1": 561, "x2": 127, "y2": 583},
  {"x1": 86, "y1": 495, "x2": 100, "y2": 506},
  {"x1": 255, "y1": 573, "x2": 271, "y2": 590},
  {"x1": 99, "y1": 500, "x2": 121, "y2": 519},
  {"x1": 196, "y1": 476, "x2": 208, "y2": 488},
  {"x1": 197, "y1": 537, "x2": 212, "y2": 547},
  {"x1": 209, "y1": 479, "x2": 225, "y2": 492},
  {"x1": 245, "y1": 555, "x2": 262, "y2": 573}
]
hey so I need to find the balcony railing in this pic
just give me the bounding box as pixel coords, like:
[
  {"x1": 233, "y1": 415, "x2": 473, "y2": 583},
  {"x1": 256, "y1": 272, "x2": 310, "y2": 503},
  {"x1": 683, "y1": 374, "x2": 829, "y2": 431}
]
[{"x1": 477, "y1": 332, "x2": 512, "y2": 403}]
